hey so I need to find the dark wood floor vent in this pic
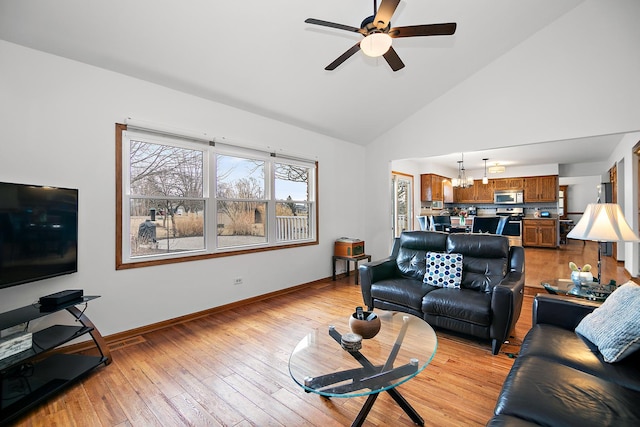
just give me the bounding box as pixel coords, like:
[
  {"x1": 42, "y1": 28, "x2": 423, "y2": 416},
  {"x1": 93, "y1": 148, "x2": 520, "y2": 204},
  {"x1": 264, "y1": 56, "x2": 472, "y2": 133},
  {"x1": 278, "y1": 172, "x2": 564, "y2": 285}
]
[{"x1": 109, "y1": 336, "x2": 146, "y2": 351}]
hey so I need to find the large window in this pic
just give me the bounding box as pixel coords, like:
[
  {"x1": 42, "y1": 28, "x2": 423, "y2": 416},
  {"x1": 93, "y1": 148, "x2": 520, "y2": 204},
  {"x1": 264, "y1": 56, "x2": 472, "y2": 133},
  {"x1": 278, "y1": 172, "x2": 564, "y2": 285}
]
[{"x1": 116, "y1": 124, "x2": 317, "y2": 269}]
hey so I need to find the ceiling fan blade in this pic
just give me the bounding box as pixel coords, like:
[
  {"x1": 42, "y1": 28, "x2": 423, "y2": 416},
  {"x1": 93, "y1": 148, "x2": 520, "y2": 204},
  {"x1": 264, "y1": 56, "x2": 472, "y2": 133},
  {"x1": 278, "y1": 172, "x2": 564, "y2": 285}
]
[
  {"x1": 383, "y1": 46, "x2": 405, "y2": 72},
  {"x1": 389, "y1": 23, "x2": 457, "y2": 38},
  {"x1": 373, "y1": 0, "x2": 400, "y2": 29},
  {"x1": 325, "y1": 42, "x2": 362, "y2": 70},
  {"x1": 305, "y1": 18, "x2": 363, "y2": 34}
]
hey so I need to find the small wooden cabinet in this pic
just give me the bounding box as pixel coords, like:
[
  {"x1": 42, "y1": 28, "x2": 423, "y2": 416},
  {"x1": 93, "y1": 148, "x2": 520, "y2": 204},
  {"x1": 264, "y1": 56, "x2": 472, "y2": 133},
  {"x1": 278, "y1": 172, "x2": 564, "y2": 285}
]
[
  {"x1": 522, "y1": 219, "x2": 558, "y2": 247},
  {"x1": 421, "y1": 174, "x2": 449, "y2": 202},
  {"x1": 524, "y1": 175, "x2": 558, "y2": 202}
]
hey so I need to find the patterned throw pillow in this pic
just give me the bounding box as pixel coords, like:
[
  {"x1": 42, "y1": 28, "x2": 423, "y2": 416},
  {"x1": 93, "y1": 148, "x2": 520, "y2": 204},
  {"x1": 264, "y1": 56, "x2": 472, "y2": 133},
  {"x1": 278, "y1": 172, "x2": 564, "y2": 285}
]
[
  {"x1": 575, "y1": 281, "x2": 640, "y2": 363},
  {"x1": 424, "y1": 252, "x2": 463, "y2": 288}
]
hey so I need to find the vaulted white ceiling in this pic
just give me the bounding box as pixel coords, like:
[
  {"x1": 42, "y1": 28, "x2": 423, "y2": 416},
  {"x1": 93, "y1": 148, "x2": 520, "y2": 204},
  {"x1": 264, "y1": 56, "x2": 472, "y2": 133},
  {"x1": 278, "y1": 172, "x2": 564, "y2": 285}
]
[
  {"x1": 0, "y1": 0, "x2": 585, "y2": 143},
  {"x1": 0, "y1": 0, "x2": 625, "y2": 167}
]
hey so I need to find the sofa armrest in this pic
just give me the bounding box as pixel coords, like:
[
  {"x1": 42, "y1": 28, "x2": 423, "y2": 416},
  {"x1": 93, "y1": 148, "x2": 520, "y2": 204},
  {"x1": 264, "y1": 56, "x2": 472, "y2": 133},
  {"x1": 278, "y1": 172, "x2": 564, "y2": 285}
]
[
  {"x1": 359, "y1": 257, "x2": 398, "y2": 309},
  {"x1": 490, "y1": 271, "x2": 525, "y2": 349},
  {"x1": 533, "y1": 294, "x2": 601, "y2": 330}
]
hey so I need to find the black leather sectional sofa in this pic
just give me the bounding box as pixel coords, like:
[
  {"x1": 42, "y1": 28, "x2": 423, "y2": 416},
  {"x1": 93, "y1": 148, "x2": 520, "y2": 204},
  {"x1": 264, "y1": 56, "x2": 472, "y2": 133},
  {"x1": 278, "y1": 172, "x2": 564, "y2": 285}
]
[{"x1": 488, "y1": 294, "x2": 640, "y2": 426}]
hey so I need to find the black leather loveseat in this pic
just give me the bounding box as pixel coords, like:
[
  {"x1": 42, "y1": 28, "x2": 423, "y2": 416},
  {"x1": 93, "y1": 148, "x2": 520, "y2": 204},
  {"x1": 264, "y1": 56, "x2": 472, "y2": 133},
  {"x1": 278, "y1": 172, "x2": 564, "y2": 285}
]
[
  {"x1": 359, "y1": 231, "x2": 525, "y2": 355},
  {"x1": 488, "y1": 293, "x2": 640, "y2": 426}
]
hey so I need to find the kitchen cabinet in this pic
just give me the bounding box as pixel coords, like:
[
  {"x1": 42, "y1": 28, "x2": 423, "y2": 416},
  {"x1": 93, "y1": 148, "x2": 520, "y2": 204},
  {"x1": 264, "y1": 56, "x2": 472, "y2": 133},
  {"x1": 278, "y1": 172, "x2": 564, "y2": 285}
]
[
  {"x1": 421, "y1": 174, "x2": 449, "y2": 202},
  {"x1": 453, "y1": 183, "x2": 475, "y2": 203},
  {"x1": 431, "y1": 175, "x2": 444, "y2": 201},
  {"x1": 524, "y1": 175, "x2": 558, "y2": 202},
  {"x1": 420, "y1": 174, "x2": 430, "y2": 201},
  {"x1": 443, "y1": 179, "x2": 453, "y2": 203},
  {"x1": 522, "y1": 219, "x2": 557, "y2": 247},
  {"x1": 474, "y1": 180, "x2": 494, "y2": 203},
  {"x1": 453, "y1": 179, "x2": 492, "y2": 203},
  {"x1": 492, "y1": 178, "x2": 524, "y2": 191},
  {"x1": 446, "y1": 174, "x2": 558, "y2": 204}
]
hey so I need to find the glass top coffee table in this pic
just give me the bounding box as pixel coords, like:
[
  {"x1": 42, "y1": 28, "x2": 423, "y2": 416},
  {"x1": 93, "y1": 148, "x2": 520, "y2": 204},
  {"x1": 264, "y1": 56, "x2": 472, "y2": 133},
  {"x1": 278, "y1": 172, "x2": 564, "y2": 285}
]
[{"x1": 289, "y1": 311, "x2": 437, "y2": 427}]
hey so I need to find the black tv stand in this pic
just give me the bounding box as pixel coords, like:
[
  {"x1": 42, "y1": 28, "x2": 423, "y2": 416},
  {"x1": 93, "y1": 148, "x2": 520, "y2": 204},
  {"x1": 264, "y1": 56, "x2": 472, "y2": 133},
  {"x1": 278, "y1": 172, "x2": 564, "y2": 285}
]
[{"x1": 0, "y1": 296, "x2": 111, "y2": 424}]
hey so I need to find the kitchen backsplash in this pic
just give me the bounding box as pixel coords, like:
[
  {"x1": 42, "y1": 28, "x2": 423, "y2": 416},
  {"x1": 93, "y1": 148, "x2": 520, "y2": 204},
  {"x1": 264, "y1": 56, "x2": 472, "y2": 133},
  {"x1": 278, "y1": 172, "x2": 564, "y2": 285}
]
[{"x1": 422, "y1": 203, "x2": 559, "y2": 217}]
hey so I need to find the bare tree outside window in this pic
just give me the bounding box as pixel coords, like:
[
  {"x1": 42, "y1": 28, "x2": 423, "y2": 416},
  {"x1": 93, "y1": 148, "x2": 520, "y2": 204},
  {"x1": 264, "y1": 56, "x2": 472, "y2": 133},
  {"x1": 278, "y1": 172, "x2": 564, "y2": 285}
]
[
  {"x1": 216, "y1": 155, "x2": 266, "y2": 247},
  {"x1": 129, "y1": 140, "x2": 205, "y2": 256}
]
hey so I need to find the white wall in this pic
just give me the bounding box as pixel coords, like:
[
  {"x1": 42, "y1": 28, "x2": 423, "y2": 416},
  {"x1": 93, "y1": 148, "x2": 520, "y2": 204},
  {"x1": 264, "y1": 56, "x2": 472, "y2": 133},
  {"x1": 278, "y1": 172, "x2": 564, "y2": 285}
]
[
  {"x1": 559, "y1": 176, "x2": 601, "y2": 222},
  {"x1": 364, "y1": 0, "x2": 640, "y2": 262},
  {"x1": 0, "y1": 40, "x2": 366, "y2": 335},
  {"x1": 559, "y1": 161, "x2": 613, "y2": 178},
  {"x1": 607, "y1": 132, "x2": 640, "y2": 276}
]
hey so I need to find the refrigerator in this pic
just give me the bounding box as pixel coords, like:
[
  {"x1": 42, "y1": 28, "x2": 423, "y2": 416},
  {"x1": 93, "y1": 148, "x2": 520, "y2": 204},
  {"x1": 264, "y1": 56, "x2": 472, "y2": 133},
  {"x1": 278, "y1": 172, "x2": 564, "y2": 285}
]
[
  {"x1": 598, "y1": 183, "x2": 613, "y2": 256},
  {"x1": 598, "y1": 182, "x2": 612, "y2": 204}
]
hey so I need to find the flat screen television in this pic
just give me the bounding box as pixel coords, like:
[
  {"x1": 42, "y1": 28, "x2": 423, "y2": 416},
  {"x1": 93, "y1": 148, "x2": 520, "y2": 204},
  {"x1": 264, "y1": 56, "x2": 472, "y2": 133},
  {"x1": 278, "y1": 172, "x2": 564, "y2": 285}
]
[{"x1": 0, "y1": 181, "x2": 78, "y2": 290}]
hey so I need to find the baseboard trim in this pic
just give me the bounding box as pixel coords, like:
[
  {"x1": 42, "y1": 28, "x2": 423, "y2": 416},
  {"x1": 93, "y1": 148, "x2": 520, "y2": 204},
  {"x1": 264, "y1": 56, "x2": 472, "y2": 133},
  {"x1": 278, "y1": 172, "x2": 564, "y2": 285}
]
[{"x1": 64, "y1": 276, "x2": 334, "y2": 354}]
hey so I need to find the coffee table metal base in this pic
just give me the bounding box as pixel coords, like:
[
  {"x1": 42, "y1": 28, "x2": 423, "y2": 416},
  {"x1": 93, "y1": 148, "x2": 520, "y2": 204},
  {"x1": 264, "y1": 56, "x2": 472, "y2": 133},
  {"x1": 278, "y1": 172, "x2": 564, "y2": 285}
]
[
  {"x1": 322, "y1": 325, "x2": 424, "y2": 427},
  {"x1": 351, "y1": 387, "x2": 423, "y2": 427}
]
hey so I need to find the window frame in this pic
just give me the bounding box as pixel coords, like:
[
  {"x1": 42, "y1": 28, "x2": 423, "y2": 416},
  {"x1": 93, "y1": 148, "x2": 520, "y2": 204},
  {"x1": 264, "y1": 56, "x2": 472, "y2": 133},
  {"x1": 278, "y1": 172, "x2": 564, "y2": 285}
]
[{"x1": 115, "y1": 123, "x2": 319, "y2": 270}]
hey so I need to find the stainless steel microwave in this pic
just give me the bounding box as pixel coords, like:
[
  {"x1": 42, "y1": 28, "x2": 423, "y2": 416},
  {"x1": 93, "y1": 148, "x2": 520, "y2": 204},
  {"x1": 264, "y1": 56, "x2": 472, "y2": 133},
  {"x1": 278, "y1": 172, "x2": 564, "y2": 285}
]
[{"x1": 494, "y1": 190, "x2": 524, "y2": 204}]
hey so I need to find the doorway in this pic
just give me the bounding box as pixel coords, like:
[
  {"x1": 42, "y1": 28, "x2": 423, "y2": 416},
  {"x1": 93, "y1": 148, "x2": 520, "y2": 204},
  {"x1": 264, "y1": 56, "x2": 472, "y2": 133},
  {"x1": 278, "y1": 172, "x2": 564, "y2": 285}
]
[{"x1": 392, "y1": 172, "x2": 413, "y2": 238}]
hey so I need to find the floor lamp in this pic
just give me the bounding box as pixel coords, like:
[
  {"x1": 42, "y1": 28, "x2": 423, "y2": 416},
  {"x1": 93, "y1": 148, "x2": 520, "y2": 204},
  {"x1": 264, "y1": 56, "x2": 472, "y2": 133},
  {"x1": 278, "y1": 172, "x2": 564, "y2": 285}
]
[{"x1": 567, "y1": 203, "x2": 640, "y2": 284}]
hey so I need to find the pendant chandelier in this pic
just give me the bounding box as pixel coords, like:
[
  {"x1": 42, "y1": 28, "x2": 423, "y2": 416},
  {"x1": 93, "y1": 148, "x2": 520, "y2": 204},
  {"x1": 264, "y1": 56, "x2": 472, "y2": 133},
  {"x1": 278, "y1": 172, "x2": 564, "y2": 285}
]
[{"x1": 452, "y1": 153, "x2": 474, "y2": 188}]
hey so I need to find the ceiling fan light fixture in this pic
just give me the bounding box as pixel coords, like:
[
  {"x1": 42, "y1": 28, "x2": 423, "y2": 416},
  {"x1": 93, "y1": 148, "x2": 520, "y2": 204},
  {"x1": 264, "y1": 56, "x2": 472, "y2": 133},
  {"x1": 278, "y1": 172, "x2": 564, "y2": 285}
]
[
  {"x1": 360, "y1": 32, "x2": 392, "y2": 57},
  {"x1": 305, "y1": 0, "x2": 457, "y2": 71}
]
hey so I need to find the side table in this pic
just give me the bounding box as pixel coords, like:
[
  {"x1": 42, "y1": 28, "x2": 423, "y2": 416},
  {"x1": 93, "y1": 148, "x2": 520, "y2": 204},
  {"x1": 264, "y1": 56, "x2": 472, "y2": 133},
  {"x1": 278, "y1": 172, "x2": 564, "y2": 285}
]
[
  {"x1": 541, "y1": 278, "x2": 614, "y2": 301},
  {"x1": 332, "y1": 254, "x2": 371, "y2": 285}
]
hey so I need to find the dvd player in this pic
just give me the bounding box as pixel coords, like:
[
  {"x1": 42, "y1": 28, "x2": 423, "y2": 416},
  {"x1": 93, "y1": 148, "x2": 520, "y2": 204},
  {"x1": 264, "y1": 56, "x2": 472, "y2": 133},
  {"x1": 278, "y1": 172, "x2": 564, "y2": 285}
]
[{"x1": 39, "y1": 289, "x2": 84, "y2": 307}]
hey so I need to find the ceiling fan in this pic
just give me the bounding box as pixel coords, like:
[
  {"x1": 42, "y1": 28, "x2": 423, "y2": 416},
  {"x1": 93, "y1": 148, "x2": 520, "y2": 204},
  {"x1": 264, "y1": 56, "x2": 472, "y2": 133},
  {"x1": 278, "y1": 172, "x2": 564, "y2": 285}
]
[{"x1": 305, "y1": 0, "x2": 457, "y2": 71}]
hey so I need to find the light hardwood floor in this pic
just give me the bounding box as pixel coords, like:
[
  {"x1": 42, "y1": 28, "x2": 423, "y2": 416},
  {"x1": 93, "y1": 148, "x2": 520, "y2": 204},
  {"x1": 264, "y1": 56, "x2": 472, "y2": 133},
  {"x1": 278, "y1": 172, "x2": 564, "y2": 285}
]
[{"x1": 11, "y1": 241, "x2": 632, "y2": 426}]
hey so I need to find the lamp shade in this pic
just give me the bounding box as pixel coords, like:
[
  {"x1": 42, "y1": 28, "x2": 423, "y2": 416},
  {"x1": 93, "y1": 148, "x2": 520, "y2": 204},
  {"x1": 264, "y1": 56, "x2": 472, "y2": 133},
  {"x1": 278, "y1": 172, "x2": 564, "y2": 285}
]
[
  {"x1": 567, "y1": 203, "x2": 640, "y2": 242},
  {"x1": 360, "y1": 33, "x2": 392, "y2": 57}
]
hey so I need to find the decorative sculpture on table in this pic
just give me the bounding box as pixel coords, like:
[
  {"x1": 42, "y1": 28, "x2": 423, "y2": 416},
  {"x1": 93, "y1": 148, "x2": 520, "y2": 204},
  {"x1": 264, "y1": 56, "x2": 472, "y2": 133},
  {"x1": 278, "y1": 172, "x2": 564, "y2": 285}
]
[{"x1": 569, "y1": 262, "x2": 593, "y2": 286}]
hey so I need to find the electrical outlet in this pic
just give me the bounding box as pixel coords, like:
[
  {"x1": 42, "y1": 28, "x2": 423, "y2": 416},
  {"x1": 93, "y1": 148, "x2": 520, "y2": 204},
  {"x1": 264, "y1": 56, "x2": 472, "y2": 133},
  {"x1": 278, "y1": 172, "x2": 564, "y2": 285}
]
[{"x1": 233, "y1": 277, "x2": 243, "y2": 285}]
